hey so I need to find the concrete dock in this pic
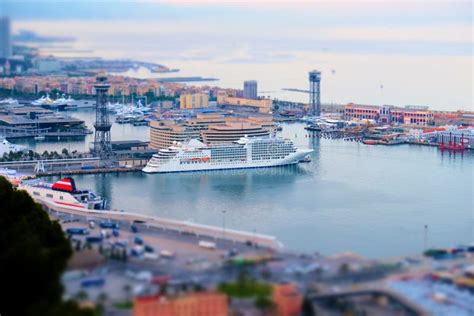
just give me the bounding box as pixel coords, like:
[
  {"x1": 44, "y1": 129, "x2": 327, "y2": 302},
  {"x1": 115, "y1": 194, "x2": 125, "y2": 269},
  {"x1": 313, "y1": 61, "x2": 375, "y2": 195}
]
[{"x1": 34, "y1": 195, "x2": 282, "y2": 250}]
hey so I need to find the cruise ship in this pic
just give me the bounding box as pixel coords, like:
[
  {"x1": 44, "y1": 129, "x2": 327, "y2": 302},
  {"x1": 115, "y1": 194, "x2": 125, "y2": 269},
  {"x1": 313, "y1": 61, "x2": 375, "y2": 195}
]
[{"x1": 143, "y1": 136, "x2": 313, "y2": 173}]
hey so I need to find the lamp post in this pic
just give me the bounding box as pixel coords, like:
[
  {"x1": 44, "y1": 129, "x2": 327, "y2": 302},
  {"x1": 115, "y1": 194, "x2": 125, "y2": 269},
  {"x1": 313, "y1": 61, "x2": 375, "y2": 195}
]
[
  {"x1": 221, "y1": 210, "x2": 226, "y2": 242},
  {"x1": 253, "y1": 228, "x2": 257, "y2": 248}
]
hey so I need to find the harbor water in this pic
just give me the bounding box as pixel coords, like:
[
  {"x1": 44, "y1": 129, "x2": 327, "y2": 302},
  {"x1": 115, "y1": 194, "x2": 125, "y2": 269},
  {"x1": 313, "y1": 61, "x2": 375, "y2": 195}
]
[{"x1": 32, "y1": 111, "x2": 473, "y2": 258}]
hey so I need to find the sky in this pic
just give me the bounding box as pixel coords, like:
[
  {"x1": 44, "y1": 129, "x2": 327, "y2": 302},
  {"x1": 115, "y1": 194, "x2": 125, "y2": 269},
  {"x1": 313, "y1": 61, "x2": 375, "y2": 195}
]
[{"x1": 2, "y1": 0, "x2": 473, "y2": 110}]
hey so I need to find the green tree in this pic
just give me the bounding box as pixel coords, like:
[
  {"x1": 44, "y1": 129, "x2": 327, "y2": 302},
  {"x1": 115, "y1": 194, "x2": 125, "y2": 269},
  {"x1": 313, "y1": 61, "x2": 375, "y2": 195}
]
[
  {"x1": 339, "y1": 263, "x2": 350, "y2": 275},
  {"x1": 0, "y1": 177, "x2": 95, "y2": 316},
  {"x1": 255, "y1": 295, "x2": 273, "y2": 315}
]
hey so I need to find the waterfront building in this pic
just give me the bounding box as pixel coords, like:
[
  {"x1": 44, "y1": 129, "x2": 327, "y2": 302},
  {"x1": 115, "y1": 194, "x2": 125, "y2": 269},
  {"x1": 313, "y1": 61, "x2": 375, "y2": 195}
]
[
  {"x1": 344, "y1": 103, "x2": 381, "y2": 121},
  {"x1": 149, "y1": 113, "x2": 276, "y2": 149},
  {"x1": 149, "y1": 120, "x2": 200, "y2": 149},
  {"x1": 184, "y1": 113, "x2": 227, "y2": 130},
  {"x1": 344, "y1": 103, "x2": 434, "y2": 126},
  {"x1": 243, "y1": 80, "x2": 258, "y2": 99},
  {"x1": 180, "y1": 93, "x2": 209, "y2": 109},
  {"x1": 418, "y1": 126, "x2": 474, "y2": 149},
  {"x1": 201, "y1": 121, "x2": 270, "y2": 145},
  {"x1": 0, "y1": 16, "x2": 12, "y2": 59},
  {"x1": 390, "y1": 107, "x2": 434, "y2": 125},
  {"x1": 133, "y1": 292, "x2": 228, "y2": 316},
  {"x1": 273, "y1": 283, "x2": 303, "y2": 316},
  {"x1": 217, "y1": 91, "x2": 272, "y2": 113},
  {"x1": 34, "y1": 57, "x2": 62, "y2": 73},
  {"x1": 0, "y1": 113, "x2": 85, "y2": 131}
]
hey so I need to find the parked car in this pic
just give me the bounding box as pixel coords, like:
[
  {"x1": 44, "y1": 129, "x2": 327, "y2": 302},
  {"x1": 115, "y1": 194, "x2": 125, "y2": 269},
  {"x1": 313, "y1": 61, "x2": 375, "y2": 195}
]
[
  {"x1": 198, "y1": 240, "x2": 216, "y2": 250},
  {"x1": 144, "y1": 252, "x2": 159, "y2": 261},
  {"x1": 160, "y1": 250, "x2": 175, "y2": 258},
  {"x1": 144, "y1": 245, "x2": 154, "y2": 253},
  {"x1": 134, "y1": 236, "x2": 144, "y2": 245}
]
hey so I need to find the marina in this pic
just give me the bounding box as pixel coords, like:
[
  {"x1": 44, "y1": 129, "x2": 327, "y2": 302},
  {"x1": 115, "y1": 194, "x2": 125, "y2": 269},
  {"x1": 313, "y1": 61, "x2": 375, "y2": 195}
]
[{"x1": 34, "y1": 122, "x2": 473, "y2": 258}]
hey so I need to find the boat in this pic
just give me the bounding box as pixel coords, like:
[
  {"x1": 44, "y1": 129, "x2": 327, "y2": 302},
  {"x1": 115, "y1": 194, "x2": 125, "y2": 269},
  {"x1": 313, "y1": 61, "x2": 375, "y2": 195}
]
[
  {"x1": 34, "y1": 135, "x2": 46, "y2": 141},
  {"x1": 438, "y1": 132, "x2": 466, "y2": 152},
  {"x1": 32, "y1": 94, "x2": 76, "y2": 110},
  {"x1": 305, "y1": 124, "x2": 322, "y2": 132},
  {"x1": 299, "y1": 155, "x2": 312, "y2": 163},
  {"x1": 0, "y1": 137, "x2": 28, "y2": 156},
  {"x1": 143, "y1": 136, "x2": 313, "y2": 173},
  {"x1": 0, "y1": 97, "x2": 19, "y2": 106},
  {"x1": 19, "y1": 177, "x2": 106, "y2": 210},
  {"x1": 362, "y1": 139, "x2": 378, "y2": 145}
]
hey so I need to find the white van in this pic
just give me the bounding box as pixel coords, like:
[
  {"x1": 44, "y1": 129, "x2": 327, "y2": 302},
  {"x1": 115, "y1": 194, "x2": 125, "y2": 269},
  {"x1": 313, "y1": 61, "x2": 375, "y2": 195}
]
[{"x1": 198, "y1": 240, "x2": 216, "y2": 250}]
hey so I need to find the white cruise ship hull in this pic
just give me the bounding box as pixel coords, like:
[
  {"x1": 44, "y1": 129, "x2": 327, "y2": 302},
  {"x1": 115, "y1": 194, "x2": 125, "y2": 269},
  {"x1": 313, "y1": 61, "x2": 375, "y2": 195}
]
[{"x1": 143, "y1": 149, "x2": 312, "y2": 173}]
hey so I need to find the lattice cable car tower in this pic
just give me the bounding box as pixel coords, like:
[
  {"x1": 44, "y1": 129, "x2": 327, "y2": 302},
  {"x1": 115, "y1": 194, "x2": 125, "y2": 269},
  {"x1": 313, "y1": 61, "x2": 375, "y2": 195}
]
[
  {"x1": 92, "y1": 76, "x2": 113, "y2": 162},
  {"x1": 309, "y1": 70, "x2": 321, "y2": 117}
]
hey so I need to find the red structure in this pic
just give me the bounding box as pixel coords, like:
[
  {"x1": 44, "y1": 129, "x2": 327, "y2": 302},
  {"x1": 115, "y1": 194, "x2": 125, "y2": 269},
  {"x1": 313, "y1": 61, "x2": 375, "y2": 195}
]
[{"x1": 438, "y1": 132, "x2": 465, "y2": 151}]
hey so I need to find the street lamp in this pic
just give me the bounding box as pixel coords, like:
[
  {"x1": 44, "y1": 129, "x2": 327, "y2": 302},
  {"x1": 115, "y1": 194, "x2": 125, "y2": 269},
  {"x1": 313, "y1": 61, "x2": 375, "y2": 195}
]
[{"x1": 221, "y1": 210, "x2": 226, "y2": 241}]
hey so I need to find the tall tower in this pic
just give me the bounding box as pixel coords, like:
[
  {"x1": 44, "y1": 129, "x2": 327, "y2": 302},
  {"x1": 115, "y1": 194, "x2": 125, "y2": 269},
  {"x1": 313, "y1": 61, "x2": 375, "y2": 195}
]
[
  {"x1": 0, "y1": 16, "x2": 12, "y2": 59},
  {"x1": 93, "y1": 76, "x2": 112, "y2": 161},
  {"x1": 309, "y1": 70, "x2": 321, "y2": 116},
  {"x1": 243, "y1": 80, "x2": 258, "y2": 99}
]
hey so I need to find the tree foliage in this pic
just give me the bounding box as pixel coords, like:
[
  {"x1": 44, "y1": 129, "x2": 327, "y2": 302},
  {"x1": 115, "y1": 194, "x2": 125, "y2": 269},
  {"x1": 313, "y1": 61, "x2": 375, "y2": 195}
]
[
  {"x1": 218, "y1": 271, "x2": 272, "y2": 299},
  {"x1": 0, "y1": 177, "x2": 95, "y2": 316}
]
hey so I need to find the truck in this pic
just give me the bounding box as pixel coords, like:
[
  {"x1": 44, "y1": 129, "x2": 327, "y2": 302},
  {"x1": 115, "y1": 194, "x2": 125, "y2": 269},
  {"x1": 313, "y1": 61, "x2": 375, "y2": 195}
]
[
  {"x1": 198, "y1": 240, "x2": 216, "y2": 250},
  {"x1": 86, "y1": 235, "x2": 103, "y2": 243},
  {"x1": 66, "y1": 227, "x2": 90, "y2": 235},
  {"x1": 81, "y1": 277, "x2": 105, "y2": 288},
  {"x1": 99, "y1": 221, "x2": 119, "y2": 229}
]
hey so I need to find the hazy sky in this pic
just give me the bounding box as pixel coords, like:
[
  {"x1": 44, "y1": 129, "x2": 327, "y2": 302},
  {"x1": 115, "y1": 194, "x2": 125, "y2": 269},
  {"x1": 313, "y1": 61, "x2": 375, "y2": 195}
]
[{"x1": 3, "y1": 0, "x2": 473, "y2": 110}]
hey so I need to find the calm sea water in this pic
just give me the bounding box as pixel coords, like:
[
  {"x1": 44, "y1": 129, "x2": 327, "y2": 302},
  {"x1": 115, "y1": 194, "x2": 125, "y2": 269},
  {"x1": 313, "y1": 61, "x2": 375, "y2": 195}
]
[{"x1": 36, "y1": 112, "x2": 474, "y2": 258}]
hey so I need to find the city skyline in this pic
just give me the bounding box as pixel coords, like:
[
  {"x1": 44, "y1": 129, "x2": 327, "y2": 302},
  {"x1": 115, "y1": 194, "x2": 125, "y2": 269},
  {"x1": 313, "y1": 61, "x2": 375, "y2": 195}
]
[{"x1": 2, "y1": 0, "x2": 472, "y2": 111}]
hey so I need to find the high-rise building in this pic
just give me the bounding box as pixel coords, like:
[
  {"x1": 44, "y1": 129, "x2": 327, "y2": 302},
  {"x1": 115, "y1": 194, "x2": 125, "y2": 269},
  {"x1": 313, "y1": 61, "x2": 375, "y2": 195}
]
[
  {"x1": 309, "y1": 70, "x2": 321, "y2": 116},
  {"x1": 243, "y1": 80, "x2": 258, "y2": 99},
  {"x1": 0, "y1": 16, "x2": 12, "y2": 59},
  {"x1": 180, "y1": 93, "x2": 209, "y2": 109}
]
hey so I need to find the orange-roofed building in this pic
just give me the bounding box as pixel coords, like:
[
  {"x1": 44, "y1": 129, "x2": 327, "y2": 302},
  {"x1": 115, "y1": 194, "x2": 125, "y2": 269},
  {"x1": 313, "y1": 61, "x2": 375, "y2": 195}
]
[
  {"x1": 272, "y1": 283, "x2": 303, "y2": 316},
  {"x1": 133, "y1": 292, "x2": 228, "y2": 316}
]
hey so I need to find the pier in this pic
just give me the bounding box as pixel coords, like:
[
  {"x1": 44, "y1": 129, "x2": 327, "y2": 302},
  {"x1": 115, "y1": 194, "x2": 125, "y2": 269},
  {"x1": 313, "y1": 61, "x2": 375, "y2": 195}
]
[
  {"x1": 35, "y1": 196, "x2": 282, "y2": 250},
  {"x1": 0, "y1": 157, "x2": 102, "y2": 172},
  {"x1": 0, "y1": 126, "x2": 90, "y2": 139}
]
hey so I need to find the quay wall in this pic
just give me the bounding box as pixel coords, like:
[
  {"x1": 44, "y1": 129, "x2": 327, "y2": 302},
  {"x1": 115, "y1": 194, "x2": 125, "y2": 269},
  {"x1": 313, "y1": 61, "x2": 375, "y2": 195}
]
[{"x1": 35, "y1": 196, "x2": 283, "y2": 250}]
